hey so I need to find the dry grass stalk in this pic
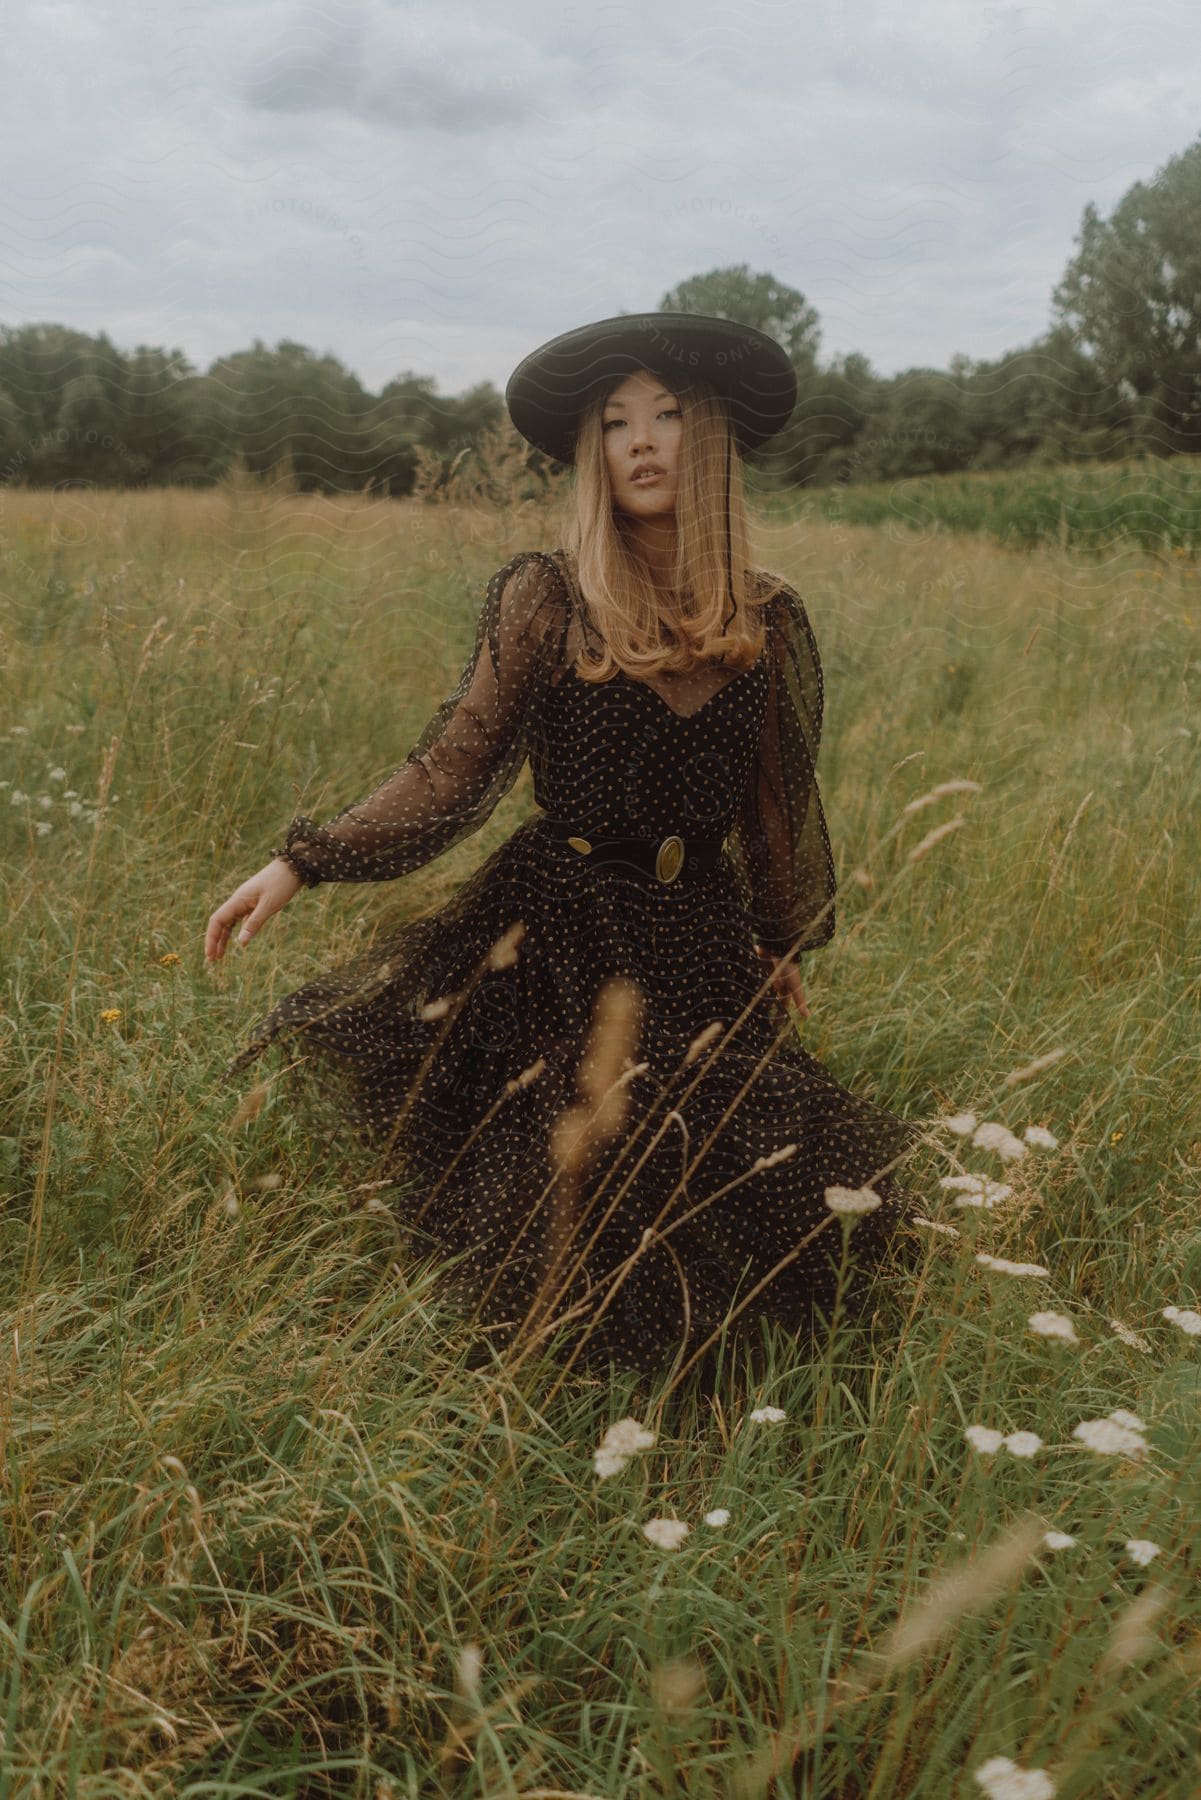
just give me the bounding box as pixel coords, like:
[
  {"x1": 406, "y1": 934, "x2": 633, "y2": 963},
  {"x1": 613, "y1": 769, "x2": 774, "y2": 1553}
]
[
  {"x1": 1098, "y1": 1584, "x2": 1171, "y2": 1674},
  {"x1": 511, "y1": 980, "x2": 642, "y2": 1360},
  {"x1": 1002, "y1": 1047, "x2": 1068, "y2": 1087},
  {"x1": 730, "y1": 1513, "x2": 1048, "y2": 1797},
  {"x1": 906, "y1": 817, "x2": 965, "y2": 863}
]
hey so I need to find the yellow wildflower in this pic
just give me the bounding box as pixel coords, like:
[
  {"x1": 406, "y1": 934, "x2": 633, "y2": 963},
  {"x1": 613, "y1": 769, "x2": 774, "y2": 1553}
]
[
  {"x1": 158, "y1": 952, "x2": 181, "y2": 967},
  {"x1": 99, "y1": 1008, "x2": 121, "y2": 1024}
]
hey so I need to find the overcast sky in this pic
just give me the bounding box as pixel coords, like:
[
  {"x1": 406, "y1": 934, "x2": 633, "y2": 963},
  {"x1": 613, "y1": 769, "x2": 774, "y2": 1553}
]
[{"x1": 4, "y1": 0, "x2": 1198, "y2": 398}]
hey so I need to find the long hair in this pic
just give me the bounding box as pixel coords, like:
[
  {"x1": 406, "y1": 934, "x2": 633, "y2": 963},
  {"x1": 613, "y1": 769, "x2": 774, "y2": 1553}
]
[{"x1": 555, "y1": 371, "x2": 785, "y2": 686}]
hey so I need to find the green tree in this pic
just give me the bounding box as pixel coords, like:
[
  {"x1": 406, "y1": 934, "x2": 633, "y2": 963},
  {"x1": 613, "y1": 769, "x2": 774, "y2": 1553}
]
[
  {"x1": 203, "y1": 339, "x2": 374, "y2": 492},
  {"x1": 366, "y1": 372, "x2": 507, "y2": 496},
  {"x1": 839, "y1": 369, "x2": 976, "y2": 482},
  {"x1": 0, "y1": 324, "x2": 124, "y2": 481},
  {"x1": 657, "y1": 265, "x2": 821, "y2": 369},
  {"x1": 782, "y1": 351, "x2": 884, "y2": 486},
  {"x1": 1052, "y1": 134, "x2": 1201, "y2": 453},
  {"x1": 962, "y1": 327, "x2": 1129, "y2": 468},
  {"x1": 0, "y1": 385, "x2": 21, "y2": 476},
  {"x1": 120, "y1": 345, "x2": 208, "y2": 484}
]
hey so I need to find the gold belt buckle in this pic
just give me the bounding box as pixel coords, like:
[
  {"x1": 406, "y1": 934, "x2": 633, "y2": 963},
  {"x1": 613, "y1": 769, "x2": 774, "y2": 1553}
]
[{"x1": 655, "y1": 834, "x2": 685, "y2": 883}]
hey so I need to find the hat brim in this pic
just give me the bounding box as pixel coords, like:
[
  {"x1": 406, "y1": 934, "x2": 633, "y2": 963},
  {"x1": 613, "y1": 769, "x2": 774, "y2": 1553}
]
[{"x1": 505, "y1": 312, "x2": 797, "y2": 465}]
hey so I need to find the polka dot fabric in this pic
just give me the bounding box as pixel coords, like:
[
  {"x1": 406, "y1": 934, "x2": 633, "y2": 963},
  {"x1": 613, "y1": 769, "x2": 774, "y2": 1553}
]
[{"x1": 225, "y1": 548, "x2": 923, "y2": 1375}]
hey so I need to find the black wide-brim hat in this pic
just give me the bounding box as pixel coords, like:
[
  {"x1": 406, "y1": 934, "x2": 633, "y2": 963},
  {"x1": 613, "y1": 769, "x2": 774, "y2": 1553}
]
[{"x1": 505, "y1": 312, "x2": 797, "y2": 466}]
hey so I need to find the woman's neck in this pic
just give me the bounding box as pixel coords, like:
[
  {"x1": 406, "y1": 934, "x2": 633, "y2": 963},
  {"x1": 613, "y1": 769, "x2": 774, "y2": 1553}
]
[{"x1": 620, "y1": 516, "x2": 679, "y2": 591}]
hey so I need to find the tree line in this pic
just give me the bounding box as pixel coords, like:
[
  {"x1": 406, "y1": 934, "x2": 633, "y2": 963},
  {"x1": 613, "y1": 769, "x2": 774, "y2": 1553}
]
[{"x1": 3, "y1": 135, "x2": 1199, "y2": 496}]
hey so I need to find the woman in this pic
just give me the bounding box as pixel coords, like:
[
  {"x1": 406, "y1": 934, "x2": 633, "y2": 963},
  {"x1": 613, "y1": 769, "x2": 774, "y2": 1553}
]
[{"x1": 206, "y1": 312, "x2": 924, "y2": 1382}]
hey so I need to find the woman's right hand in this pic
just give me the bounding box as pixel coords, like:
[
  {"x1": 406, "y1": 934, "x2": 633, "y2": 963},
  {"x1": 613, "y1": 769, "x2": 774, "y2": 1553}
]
[
  {"x1": 205, "y1": 858, "x2": 304, "y2": 963},
  {"x1": 755, "y1": 945, "x2": 810, "y2": 1018}
]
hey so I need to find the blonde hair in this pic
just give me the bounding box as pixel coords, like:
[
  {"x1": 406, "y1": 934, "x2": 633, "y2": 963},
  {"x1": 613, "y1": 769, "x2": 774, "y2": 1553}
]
[{"x1": 554, "y1": 371, "x2": 785, "y2": 686}]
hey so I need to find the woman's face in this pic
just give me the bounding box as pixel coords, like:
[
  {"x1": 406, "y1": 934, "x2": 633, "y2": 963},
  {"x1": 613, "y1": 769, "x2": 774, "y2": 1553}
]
[{"x1": 600, "y1": 368, "x2": 683, "y2": 520}]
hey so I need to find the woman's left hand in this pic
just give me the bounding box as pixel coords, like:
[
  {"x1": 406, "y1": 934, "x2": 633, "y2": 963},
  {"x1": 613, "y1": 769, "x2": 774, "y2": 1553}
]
[{"x1": 755, "y1": 945, "x2": 809, "y2": 1017}]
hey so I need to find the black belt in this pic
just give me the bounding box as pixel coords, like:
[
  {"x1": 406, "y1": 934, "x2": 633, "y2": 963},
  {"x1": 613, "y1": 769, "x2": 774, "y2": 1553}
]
[{"x1": 541, "y1": 815, "x2": 727, "y2": 884}]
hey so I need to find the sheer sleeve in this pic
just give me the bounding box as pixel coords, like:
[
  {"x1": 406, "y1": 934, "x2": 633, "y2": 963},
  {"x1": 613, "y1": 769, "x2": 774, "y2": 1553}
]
[
  {"x1": 727, "y1": 581, "x2": 837, "y2": 960},
  {"x1": 270, "y1": 550, "x2": 566, "y2": 885}
]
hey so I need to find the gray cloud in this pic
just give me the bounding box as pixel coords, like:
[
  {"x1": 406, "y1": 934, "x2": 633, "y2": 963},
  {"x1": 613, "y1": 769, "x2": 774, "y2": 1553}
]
[
  {"x1": 243, "y1": 5, "x2": 534, "y2": 132},
  {"x1": 1, "y1": 0, "x2": 1198, "y2": 396}
]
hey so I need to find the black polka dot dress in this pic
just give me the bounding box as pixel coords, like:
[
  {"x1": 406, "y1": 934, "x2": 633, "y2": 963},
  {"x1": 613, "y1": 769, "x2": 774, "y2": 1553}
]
[{"x1": 225, "y1": 548, "x2": 924, "y2": 1376}]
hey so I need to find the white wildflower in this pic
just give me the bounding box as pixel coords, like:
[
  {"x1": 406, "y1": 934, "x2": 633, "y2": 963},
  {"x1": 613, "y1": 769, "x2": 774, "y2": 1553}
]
[
  {"x1": 824, "y1": 1183, "x2": 882, "y2": 1215},
  {"x1": 1023, "y1": 1125, "x2": 1059, "y2": 1150},
  {"x1": 1028, "y1": 1311, "x2": 1078, "y2": 1343},
  {"x1": 978, "y1": 1180, "x2": 1013, "y2": 1207},
  {"x1": 971, "y1": 1121, "x2": 1028, "y2": 1162},
  {"x1": 703, "y1": 1508, "x2": 730, "y2": 1527},
  {"x1": 68, "y1": 800, "x2": 83, "y2": 817},
  {"x1": 593, "y1": 1447, "x2": 628, "y2": 1479},
  {"x1": 1125, "y1": 1538, "x2": 1161, "y2": 1567},
  {"x1": 748, "y1": 1405, "x2": 786, "y2": 1424},
  {"x1": 941, "y1": 1111, "x2": 978, "y2": 1136},
  {"x1": 1041, "y1": 1531, "x2": 1076, "y2": 1550},
  {"x1": 602, "y1": 1417, "x2": 656, "y2": 1456},
  {"x1": 9, "y1": 790, "x2": 27, "y2": 806},
  {"x1": 593, "y1": 1415, "x2": 656, "y2": 1478},
  {"x1": 642, "y1": 1517, "x2": 689, "y2": 1550},
  {"x1": 36, "y1": 794, "x2": 52, "y2": 808},
  {"x1": 1072, "y1": 1418, "x2": 1148, "y2": 1457},
  {"x1": 1162, "y1": 1304, "x2": 1201, "y2": 1337},
  {"x1": 966, "y1": 1425, "x2": 1043, "y2": 1459},
  {"x1": 1109, "y1": 1319, "x2": 1151, "y2": 1352},
  {"x1": 976, "y1": 1254, "x2": 1050, "y2": 1278},
  {"x1": 9, "y1": 725, "x2": 29, "y2": 736},
  {"x1": 965, "y1": 1425, "x2": 1005, "y2": 1454},
  {"x1": 973, "y1": 1753, "x2": 1056, "y2": 1799},
  {"x1": 1108, "y1": 1409, "x2": 1146, "y2": 1432},
  {"x1": 942, "y1": 1174, "x2": 1013, "y2": 1208},
  {"x1": 35, "y1": 821, "x2": 52, "y2": 836},
  {"x1": 47, "y1": 766, "x2": 66, "y2": 781}
]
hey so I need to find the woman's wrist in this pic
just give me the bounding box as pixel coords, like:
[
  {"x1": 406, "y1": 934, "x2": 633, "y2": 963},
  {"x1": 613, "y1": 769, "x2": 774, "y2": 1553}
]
[
  {"x1": 270, "y1": 846, "x2": 320, "y2": 889},
  {"x1": 269, "y1": 815, "x2": 324, "y2": 889}
]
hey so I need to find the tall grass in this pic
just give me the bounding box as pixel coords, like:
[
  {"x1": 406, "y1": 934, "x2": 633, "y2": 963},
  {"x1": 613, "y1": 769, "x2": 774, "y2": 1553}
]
[{"x1": 1, "y1": 471, "x2": 1198, "y2": 1795}]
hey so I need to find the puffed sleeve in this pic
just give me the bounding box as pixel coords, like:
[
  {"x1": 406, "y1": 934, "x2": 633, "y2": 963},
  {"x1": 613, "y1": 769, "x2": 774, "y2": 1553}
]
[
  {"x1": 270, "y1": 550, "x2": 565, "y2": 885},
  {"x1": 726, "y1": 581, "x2": 837, "y2": 959}
]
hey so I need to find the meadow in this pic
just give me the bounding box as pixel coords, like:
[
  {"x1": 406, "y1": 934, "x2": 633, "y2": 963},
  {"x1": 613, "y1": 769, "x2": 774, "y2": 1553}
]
[
  {"x1": 791, "y1": 455, "x2": 1201, "y2": 557},
  {"x1": 1, "y1": 467, "x2": 1199, "y2": 1796}
]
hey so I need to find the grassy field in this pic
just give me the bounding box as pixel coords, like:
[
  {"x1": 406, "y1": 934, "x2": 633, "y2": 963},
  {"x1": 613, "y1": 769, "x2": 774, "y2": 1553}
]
[
  {"x1": 782, "y1": 454, "x2": 1201, "y2": 557},
  {"x1": 1, "y1": 473, "x2": 1199, "y2": 1796}
]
